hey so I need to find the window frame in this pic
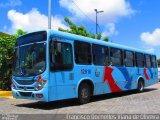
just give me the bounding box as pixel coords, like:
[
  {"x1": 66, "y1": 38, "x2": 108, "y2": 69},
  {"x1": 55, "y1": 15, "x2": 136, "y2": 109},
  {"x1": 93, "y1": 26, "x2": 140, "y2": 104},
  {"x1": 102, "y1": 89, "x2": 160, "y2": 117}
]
[
  {"x1": 74, "y1": 40, "x2": 92, "y2": 65},
  {"x1": 110, "y1": 47, "x2": 123, "y2": 66},
  {"x1": 135, "y1": 52, "x2": 145, "y2": 68},
  {"x1": 145, "y1": 54, "x2": 152, "y2": 68},
  {"x1": 124, "y1": 50, "x2": 134, "y2": 67},
  {"x1": 151, "y1": 55, "x2": 157, "y2": 68},
  {"x1": 50, "y1": 40, "x2": 73, "y2": 72},
  {"x1": 92, "y1": 44, "x2": 109, "y2": 66}
]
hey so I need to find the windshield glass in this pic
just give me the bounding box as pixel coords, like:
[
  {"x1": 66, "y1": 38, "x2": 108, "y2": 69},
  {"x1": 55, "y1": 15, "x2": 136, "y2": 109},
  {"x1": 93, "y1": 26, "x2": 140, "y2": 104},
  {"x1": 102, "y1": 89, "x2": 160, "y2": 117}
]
[{"x1": 13, "y1": 42, "x2": 46, "y2": 77}]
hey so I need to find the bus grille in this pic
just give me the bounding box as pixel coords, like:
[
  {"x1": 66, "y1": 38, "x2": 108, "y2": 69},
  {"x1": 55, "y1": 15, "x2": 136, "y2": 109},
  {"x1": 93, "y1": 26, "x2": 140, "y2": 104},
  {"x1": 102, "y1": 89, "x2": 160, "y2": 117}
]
[
  {"x1": 18, "y1": 87, "x2": 34, "y2": 90},
  {"x1": 16, "y1": 80, "x2": 35, "y2": 85},
  {"x1": 19, "y1": 92, "x2": 32, "y2": 97}
]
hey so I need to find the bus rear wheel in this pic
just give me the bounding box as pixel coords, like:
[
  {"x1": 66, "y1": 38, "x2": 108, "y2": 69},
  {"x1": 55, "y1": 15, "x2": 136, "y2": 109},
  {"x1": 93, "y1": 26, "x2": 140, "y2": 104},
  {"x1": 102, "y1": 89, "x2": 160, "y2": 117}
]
[
  {"x1": 137, "y1": 79, "x2": 144, "y2": 92},
  {"x1": 78, "y1": 83, "x2": 91, "y2": 104}
]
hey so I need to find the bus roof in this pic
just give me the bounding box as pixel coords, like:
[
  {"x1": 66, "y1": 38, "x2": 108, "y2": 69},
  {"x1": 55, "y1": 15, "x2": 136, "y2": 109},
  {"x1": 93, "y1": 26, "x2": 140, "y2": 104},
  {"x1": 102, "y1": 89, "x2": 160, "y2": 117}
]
[
  {"x1": 18, "y1": 29, "x2": 155, "y2": 56},
  {"x1": 49, "y1": 30, "x2": 155, "y2": 56}
]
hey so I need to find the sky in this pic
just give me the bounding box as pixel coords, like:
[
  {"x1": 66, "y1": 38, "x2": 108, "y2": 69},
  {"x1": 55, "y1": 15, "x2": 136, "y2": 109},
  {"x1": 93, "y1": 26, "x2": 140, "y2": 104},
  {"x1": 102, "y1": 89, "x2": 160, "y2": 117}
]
[{"x1": 1, "y1": 0, "x2": 160, "y2": 58}]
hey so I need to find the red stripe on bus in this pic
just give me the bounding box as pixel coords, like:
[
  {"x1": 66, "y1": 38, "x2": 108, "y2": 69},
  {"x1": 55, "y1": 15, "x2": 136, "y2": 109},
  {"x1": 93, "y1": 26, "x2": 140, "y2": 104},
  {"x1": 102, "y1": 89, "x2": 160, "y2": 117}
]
[{"x1": 103, "y1": 66, "x2": 122, "y2": 92}]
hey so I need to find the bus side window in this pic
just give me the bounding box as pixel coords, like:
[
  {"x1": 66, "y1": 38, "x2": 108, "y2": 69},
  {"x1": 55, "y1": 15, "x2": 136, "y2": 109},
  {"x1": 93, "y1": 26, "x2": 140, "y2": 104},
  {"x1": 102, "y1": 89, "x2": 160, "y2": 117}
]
[
  {"x1": 151, "y1": 55, "x2": 157, "y2": 68},
  {"x1": 145, "y1": 54, "x2": 152, "y2": 68},
  {"x1": 74, "y1": 41, "x2": 92, "y2": 65},
  {"x1": 92, "y1": 44, "x2": 108, "y2": 66},
  {"x1": 135, "y1": 52, "x2": 144, "y2": 67},
  {"x1": 50, "y1": 41, "x2": 73, "y2": 71},
  {"x1": 110, "y1": 48, "x2": 122, "y2": 66},
  {"x1": 124, "y1": 50, "x2": 134, "y2": 67}
]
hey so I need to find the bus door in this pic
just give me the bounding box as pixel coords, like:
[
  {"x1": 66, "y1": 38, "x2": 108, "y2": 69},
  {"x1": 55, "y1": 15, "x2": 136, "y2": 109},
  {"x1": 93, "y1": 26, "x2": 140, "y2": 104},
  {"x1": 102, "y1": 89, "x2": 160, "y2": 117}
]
[{"x1": 50, "y1": 40, "x2": 74, "y2": 100}]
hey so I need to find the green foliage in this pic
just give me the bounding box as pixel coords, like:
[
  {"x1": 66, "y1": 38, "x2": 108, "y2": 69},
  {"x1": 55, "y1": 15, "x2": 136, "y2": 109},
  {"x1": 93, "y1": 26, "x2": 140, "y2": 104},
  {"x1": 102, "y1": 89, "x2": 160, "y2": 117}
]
[
  {"x1": 103, "y1": 37, "x2": 109, "y2": 42},
  {"x1": 59, "y1": 17, "x2": 104, "y2": 40},
  {"x1": 13, "y1": 29, "x2": 27, "y2": 38},
  {"x1": 0, "y1": 33, "x2": 16, "y2": 90},
  {"x1": 0, "y1": 29, "x2": 27, "y2": 90},
  {"x1": 97, "y1": 33, "x2": 102, "y2": 40},
  {"x1": 0, "y1": 81, "x2": 5, "y2": 90}
]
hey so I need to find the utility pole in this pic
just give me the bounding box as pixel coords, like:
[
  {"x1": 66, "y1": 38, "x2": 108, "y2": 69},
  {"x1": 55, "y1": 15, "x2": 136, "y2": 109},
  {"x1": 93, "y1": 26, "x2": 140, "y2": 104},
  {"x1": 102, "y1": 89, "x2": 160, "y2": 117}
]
[
  {"x1": 48, "y1": 0, "x2": 52, "y2": 29},
  {"x1": 94, "y1": 9, "x2": 104, "y2": 38}
]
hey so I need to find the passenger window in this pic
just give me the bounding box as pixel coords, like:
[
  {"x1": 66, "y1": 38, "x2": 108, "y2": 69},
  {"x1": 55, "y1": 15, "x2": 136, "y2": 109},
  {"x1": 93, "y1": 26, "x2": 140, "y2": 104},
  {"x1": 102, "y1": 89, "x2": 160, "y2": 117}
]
[
  {"x1": 74, "y1": 41, "x2": 91, "y2": 64},
  {"x1": 50, "y1": 41, "x2": 73, "y2": 71},
  {"x1": 135, "y1": 53, "x2": 144, "y2": 67},
  {"x1": 110, "y1": 48, "x2": 122, "y2": 66},
  {"x1": 151, "y1": 55, "x2": 157, "y2": 68},
  {"x1": 124, "y1": 51, "x2": 134, "y2": 67},
  {"x1": 145, "y1": 54, "x2": 151, "y2": 68},
  {"x1": 92, "y1": 44, "x2": 108, "y2": 66}
]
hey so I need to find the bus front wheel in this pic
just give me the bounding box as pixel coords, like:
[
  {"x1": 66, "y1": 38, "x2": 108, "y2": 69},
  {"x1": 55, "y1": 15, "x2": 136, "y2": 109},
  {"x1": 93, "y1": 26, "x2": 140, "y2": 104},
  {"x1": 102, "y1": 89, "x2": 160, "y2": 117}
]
[
  {"x1": 137, "y1": 79, "x2": 144, "y2": 92},
  {"x1": 78, "y1": 83, "x2": 91, "y2": 104}
]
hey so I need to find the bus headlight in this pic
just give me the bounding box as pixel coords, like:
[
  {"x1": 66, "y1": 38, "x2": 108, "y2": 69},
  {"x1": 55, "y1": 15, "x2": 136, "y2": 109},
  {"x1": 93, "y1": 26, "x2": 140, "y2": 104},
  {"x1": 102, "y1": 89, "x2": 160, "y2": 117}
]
[{"x1": 34, "y1": 79, "x2": 47, "y2": 91}]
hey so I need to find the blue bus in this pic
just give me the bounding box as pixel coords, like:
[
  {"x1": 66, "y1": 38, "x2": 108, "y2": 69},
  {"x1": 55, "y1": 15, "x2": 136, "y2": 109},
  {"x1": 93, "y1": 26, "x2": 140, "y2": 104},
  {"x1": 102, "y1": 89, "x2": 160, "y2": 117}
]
[{"x1": 12, "y1": 30, "x2": 158, "y2": 104}]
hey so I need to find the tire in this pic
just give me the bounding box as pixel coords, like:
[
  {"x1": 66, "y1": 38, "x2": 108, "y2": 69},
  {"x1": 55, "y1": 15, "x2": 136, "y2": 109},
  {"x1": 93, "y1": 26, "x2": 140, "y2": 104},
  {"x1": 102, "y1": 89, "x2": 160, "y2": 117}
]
[
  {"x1": 137, "y1": 79, "x2": 144, "y2": 92},
  {"x1": 78, "y1": 83, "x2": 91, "y2": 104}
]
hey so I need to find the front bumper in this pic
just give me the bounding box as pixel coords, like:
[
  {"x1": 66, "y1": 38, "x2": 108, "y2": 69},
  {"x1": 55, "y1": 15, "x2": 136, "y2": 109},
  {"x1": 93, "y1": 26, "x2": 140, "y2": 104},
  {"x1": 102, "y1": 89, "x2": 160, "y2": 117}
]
[{"x1": 12, "y1": 87, "x2": 48, "y2": 101}]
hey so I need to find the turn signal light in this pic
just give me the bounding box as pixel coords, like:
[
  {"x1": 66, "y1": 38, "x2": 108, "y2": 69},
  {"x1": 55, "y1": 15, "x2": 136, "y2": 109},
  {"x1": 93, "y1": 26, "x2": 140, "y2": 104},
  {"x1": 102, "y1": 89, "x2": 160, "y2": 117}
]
[{"x1": 36, "y1": 94, "x2": 43, "y2": 98}]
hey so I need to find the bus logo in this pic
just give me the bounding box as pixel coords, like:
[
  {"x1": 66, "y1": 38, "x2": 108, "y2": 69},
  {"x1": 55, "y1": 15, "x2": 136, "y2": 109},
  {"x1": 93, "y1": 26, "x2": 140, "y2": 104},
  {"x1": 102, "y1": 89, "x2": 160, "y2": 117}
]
[{"x1": 81, "y1": 69, "x2": 91, "y2": 74}]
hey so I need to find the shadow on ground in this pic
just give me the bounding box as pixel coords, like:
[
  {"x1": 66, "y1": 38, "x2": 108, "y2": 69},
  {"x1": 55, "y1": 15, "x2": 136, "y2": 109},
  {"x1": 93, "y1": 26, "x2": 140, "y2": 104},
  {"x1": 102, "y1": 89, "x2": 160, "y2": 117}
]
[{"x1": 16, "y1": 88, "x2": 157, "y2": 110}]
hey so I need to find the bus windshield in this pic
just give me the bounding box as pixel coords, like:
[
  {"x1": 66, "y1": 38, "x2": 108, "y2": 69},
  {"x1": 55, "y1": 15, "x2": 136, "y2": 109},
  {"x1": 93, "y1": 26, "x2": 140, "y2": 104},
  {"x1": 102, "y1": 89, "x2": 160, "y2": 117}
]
[
  {"x1": 13, "y1": 31, "x2": 47, "y2": 77},
  {"x1": 13, "y1": 42, "x2": 46, "y2": 77}
]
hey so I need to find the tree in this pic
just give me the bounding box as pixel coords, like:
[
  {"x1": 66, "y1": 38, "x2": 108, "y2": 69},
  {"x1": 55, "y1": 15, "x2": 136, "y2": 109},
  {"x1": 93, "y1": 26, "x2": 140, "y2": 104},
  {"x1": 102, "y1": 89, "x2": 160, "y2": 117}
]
[
  {"x1": 103, "y1": 37, "x2": 109, "y2": 42},
  {"x1": 59, "y1": 17, "x2": 108, "y2": 41},
  {"x1": 0, "y1": 29, "x2": 27, "y2": 90},
  {"x1": 0, "y1": 33, "x2": 16, "y2": 90},
  {"x1": 13, "y1": 29, "x2": 27, "y2": 38}
]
